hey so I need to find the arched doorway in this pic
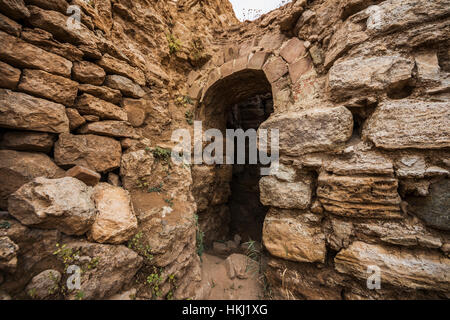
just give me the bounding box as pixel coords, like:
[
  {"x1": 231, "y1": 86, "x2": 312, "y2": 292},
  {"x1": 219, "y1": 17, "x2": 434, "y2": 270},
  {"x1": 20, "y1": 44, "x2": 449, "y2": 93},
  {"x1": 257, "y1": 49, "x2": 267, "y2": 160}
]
[{"x1": 193, "y1": 67, "x2": 274, "y2": 245}]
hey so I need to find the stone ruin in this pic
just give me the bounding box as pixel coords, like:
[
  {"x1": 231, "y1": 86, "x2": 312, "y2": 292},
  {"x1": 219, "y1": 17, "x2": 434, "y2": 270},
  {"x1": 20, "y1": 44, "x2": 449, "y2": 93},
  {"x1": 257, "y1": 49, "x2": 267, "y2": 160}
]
[{"x1": 0, "y1": 0, "x2": 449, "y2": 300}]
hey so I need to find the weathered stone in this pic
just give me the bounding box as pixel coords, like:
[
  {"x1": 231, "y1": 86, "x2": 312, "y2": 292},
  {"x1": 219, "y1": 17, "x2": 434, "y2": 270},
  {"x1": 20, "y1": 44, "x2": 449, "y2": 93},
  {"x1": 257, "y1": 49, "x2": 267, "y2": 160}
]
[
  {"x1": 74, "y1": 93, "x2": 127, "y2": 121},
  {"x1": 20, "y1": 27, "x2": 84, "y2": 62},
  {"x1": 280, "y1": 38, "x2": 306, "y2": 64},
  {"x1": 328, "y1": 55, "x2": 414, "y2": 100},
  {"x1": 24, "y1": 0, "x2": 68, "y2": 13},
  {"x1": 260, "y1": 176, "x2": 312, "y2": 209},
  {"x1": 0, "y1": 31, "x2": 72, "y2": 77},
  {"x1": 54, "y1": 133, "x2": 122, "y2": 172},
  {"x1": 78, "y1": 84, "x2": 122, "y2": 104},
  {"x1": 18, "y1": 69, "x2": 79, "y2": 105},
  {"x1": 78, "y1": 121, "x2": 140, "y2": 139},
  {"x1": 0, "y1": 61, "x2": 20, "y2": 89},
  {"x1": 66, "y1": 165, "x2": 100, "y2": 187},
  {"x1": 0, "y1": 236, "x2": 18, "y2": 272},
  {"x1": 262, "y1": 57, "x2": 288, "y2": 83},
  {"x1": 97, "y1": 54, "x2": 146, "y2": 86},
  {"x1": 0, "y1": 0, "x2": 30, "y2": 20},
  {"x1": 8, "y1": 177, "x2": 96, "y2": 235},
  {"x1": 27, "y1": 5, "x2": 99, "y2": 56},
  {"x1": 407, "y1": 179, "x2": 450, "y2": 231},
  {"x1": 107, "y1": 172, "x2": 121, "y2": 187},
  {"x1": 259, "y1": 107, "x2": 353, "y2": 156},
  {"x1": 365, "y1": 0, "x2": 450, "y2": 35},
  {"x1": 72, "y1": 61, "x2": 106, "y2": 85},
  {"x1": 247, "y1": 51, "x2": 269, "y2": 70},
  {"x1": 0, "y1": 150, "x2": 64, "y2": 209},
  {"x1": 65, "y1": 108, "x2": 86, "y2": 131},
  {"x1": 62, "y1": 240, "x2": 142, "y2": 300},
  {"x1": 120, "y1": 150, "x2": 154, "y2": 191},
  {"x1": 317, "y1": 172, "x2": 403, "y2": 219},
  {"x1": 83, "y1": 115, "x2": 99, "y2": 122},
  {"x1": 415, "y1": 52, "x2": 441, "y2": 82},
  {"x1": 263, "y1": 209, "x2": 326, "y2": 263},
  {"x1": 335, "y1": 241, "x2": 450, "y2": 292},
  {"x1": 122, "y1": 99, "x2": 146, "y2": 127},
  {"x1": 105, "y1": 75, "x2": 145, "y2": 99},
  {"x1": 395, "y1": 155, "x2": 426, "y2": 178},
  {"x1": 362, "y1": 100, "x2": 450, "y2": 149},
  {"x1": 0, "y1": 89, "x2": 70, "y2": 133},
  {"x1": 289, "y1": 57, "x2": 312, "y2": 83},
  {"x1": 324, "y1": 147, "x2": 394, "y2": 176},
  {"x1": 88, "y1": 183, "x2": 137, "y2": 244},
  {"x1": 25, "y1": 269, "x2": 61, "y2": 300},
  {"x1": 225, "y1": 254, "x2": 258, "y2": 280},
  {"x1": 0, "y1": 12, "x2": 21, "y2": 36},
  {"x1": 0, "y1": 131, "x2": 55, "y2": 153}
]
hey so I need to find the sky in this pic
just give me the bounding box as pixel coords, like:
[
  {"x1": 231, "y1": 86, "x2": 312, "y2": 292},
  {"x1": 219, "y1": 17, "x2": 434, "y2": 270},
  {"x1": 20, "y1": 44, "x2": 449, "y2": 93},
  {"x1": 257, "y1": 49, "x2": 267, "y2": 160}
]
[{"x1": 229, "y1": 0, "x2": 292, "y2": 21}]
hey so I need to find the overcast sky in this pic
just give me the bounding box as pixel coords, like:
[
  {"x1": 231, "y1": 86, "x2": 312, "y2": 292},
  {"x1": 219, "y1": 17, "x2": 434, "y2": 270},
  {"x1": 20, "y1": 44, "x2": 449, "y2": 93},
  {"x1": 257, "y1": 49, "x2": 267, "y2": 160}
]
[{"x1": 229, "y1": 0, "x2": 291, "y2": 21}]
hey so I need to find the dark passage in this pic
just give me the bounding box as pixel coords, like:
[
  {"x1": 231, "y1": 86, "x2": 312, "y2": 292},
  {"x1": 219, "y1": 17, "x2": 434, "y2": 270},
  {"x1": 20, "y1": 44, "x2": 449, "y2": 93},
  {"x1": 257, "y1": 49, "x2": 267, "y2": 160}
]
[{"x1": 226, "y1": 93, "x2": 273, "y2": 242}]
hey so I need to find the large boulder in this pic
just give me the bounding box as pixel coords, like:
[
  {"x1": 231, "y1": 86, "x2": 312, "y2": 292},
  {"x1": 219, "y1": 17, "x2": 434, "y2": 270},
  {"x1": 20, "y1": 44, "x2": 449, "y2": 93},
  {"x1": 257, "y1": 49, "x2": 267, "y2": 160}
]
[
  {"x1": 362, "y1": 100, "x2": 450, "y2": 150},
  {"x1": 54, "y1": 133, "x2": 122, "y2": 173},
  {"x1": 335, "y1": 241, "x2": 450, "y2": 292},
  {"x1": 8, "y1": 177, "x2": 96, "y2": 235},
  {"x1": 263, "y1": 208, "x2": 326, "y2": 263},
  {"x1": 0, "y1": 150, "x2": 65, "y2": 209},
  {"x1": 258, "y1": 107, "x2": 353, "y2": 156},
  {"x1": 88, "y1": 183, "x2": 138, "y2": 244},
  {"x1": 0, "y1": 89, "x2": 70, "y2": 133}
]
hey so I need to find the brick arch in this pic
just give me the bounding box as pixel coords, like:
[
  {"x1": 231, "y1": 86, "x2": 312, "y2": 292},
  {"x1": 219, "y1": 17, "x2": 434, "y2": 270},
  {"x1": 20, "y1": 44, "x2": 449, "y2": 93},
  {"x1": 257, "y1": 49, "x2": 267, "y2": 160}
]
[{"x1": 195, "y1": 51, "x2": 277, "y2": 130}]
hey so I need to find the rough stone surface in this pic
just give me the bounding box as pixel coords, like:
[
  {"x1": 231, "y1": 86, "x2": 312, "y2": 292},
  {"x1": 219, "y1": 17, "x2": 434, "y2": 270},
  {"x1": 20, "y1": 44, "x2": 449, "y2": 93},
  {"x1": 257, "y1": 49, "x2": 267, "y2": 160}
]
[
  {"x1": 363, "y1": 100, "x2": 450, "y2": 149},
  {"x1": 0, "y1": 60, "x2": 20, "y2": 89},
  {"x1": 54, "y1": 133, "x2": 122, "y2": 173},
  {"x1": 335, "y1": 241, "x2": 450, "y2": 292},
  {"x1": 97, "y1": 54, "x2": 146, "y2": 86},
  {"x1": 0, "y1": 131, "x2": 55, "y2": 153},
  {"x1": 260, "y1": 176, "x2": 312, "y2": 209},
  {"x1": 72, "y1": 61, "x2": 106, "y2": 86},
  {"x1": 25, "y1": 269, "x2": 61, "y2": 300},
  {"x1": 0, "y1": 150, "x2": 64, "y2": 209},
  {"x1": 328, "y1": 55, "x2": 414, "y2": 100},
  {"x1": 105, "y1": 75, "x2": 145, "y2": 99},
  {"x1": 78, "y1": 84, "x2": 122, "y2": 105},
  {"x1": 18, "y1": 69, "x2": 79, "y2": 106},
  {"x1": 65, "y1": 108, "x2": 86, "y2": 131},
  {"x1": 120, "y1": 150, "x2": 154, "y2": 191},
  {"x1": 66, "y1": 165, "x2": 101, "y2": 187},
  {"x1": 407, "y1": 179, "x2": 450, "y2": 231},
  {"x1": 78, "y1": 121, "x2": 140, "y2": 139},
  {"x1": 0, "y1": 0, "x2": 29, "y2": 20},
  {"x1": 225, "y1": 254, "x2": 258, "y2": 280},
  {"x1": 88, "y1": 183, "x2": 137, "y2": 244},
  {"x1": 317, "y1": 172, "x2": 403, "y2": 219},
  {"x1": 263, "y1": 209, "x2": 326, "y2": 263},
  {"x1": 0, "y1": 236, "x2": 18, "y2": 273},
  {"x1": 259, "y1": 107, "x2": 353, "y2": 156},
  {"x1": 0, "y1": 89, "x2": 70, "y2": 133},
  {"x1": 8, "y1": 177, "x2": 96, "y2": 235},
  {"x1": 0, "y1": 31, "x2": 72, "y2": 77},
  {"x1": 74, "y1": 94, "x2": 127, "y2": 121}
]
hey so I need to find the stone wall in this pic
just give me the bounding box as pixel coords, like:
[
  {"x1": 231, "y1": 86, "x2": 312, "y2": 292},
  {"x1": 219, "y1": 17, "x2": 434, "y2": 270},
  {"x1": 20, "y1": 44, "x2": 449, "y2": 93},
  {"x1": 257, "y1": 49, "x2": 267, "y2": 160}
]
[
  {"x1": 0, "y1": 0, "x2": 238, "y2": 300},
  {"x1": 190, "y1": 0, "x2": 450, "y2": 299},
  {"x1": 0, "y1": 0, "x2": 449, "y2": 300}
]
